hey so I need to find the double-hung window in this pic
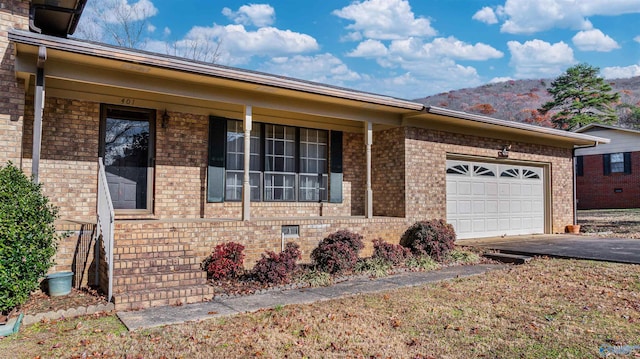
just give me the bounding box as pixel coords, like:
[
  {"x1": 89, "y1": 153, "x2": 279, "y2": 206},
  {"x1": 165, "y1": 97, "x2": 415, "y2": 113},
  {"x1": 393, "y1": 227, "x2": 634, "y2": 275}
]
[
  {"x1": 264, "y1": 124, "x2": 296, "y2": 201},
  {"x1": 603, "y1": 152, "x2": 632, "y2": 175},
  {"x1": 208, "y1": 117, "x2": 337, "y2": 203},
  {"x1": 224, "y1": 120, "x2": 262, "y2": 201}
]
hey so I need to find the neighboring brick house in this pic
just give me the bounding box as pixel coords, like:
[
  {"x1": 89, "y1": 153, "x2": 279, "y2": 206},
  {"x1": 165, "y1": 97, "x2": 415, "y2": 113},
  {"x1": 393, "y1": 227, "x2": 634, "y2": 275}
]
[
  {"x1": 1, "y1": 1, "x2": 608, "y2": 310},
  {"x1": 574, "y1": 124, "x2": 640, "y2": 209}
]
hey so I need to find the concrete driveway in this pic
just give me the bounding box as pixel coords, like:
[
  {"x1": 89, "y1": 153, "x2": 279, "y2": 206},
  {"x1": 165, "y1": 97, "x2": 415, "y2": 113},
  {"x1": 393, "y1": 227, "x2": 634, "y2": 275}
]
[{"x1": 460, "y1": 234, "x2": 640, "y2": 264}]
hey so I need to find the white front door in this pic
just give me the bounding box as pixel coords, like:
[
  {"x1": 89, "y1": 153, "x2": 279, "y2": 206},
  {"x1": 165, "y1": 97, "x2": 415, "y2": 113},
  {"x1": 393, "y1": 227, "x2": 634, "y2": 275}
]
[{"x1": 446, "y1": 160, "x2": 545, "y2": 239}]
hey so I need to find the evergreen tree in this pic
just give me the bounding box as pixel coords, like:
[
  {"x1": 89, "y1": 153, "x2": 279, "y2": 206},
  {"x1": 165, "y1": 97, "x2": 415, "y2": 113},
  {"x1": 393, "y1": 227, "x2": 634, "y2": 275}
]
[{"x1": 539, "y1": 63, "x2": 620, "y2": 130}]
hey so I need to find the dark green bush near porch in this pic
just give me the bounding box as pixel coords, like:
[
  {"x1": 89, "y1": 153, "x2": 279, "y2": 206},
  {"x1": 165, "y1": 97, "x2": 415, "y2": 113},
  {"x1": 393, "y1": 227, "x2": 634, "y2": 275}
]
[
  {"x1": 0, "y1": 163, "x2": 59, "y2": 313},
  {"x1": 311, "y1": 229, "x2": 364, "y2": 274},
  {"x1": 400, "y1": 219, "x2": 456, "y2": 262}
]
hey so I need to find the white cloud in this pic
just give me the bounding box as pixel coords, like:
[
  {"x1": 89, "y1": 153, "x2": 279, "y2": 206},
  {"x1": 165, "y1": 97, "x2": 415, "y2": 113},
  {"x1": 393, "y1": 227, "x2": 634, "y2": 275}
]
[
  {"x1": 347, "y1": 39, "x2": 388, "y2": 57},
  {"x1": 163, "y1": 27, "x2": 171, "y2": 36},
  {"x1": 601, "y1": 65, "x2": 640, "y2": 79},
  {"x1": 572, "y1": 29, "x2": 620, "y2": 52},
  {"x1": 428, "y1": 37, "x2": 503, "y2": 61},
  {"x1": 147, "y1": 24, "x2": 156, "y2": 33},
  {"x1": 145, "y1": 23, "x2": 318, "y2": 65},
  {"x1": 260, "y1": 54, "x2": 362, "y2": 85},
  {"x1": 333, "y1": 0, "x2": 436, "y2": 40},
  {"x1": 222, "y1": 4, "x2": 275, "y2": 27},
  {"x1": 507, "y1": 39, "x2": 576, "y2": 78},
  {"x1": 472, "y1": 7, "x2": 498, "y2": 24},
  {"x1": 634, "y1": 35, "x2": 640, "y2": 43},
  {"x1": 489, "y1": 77, "x2": 515, "y2": 84},
  {"x1": 489, "y1": 0, "x2": 640, "y2": 34}
]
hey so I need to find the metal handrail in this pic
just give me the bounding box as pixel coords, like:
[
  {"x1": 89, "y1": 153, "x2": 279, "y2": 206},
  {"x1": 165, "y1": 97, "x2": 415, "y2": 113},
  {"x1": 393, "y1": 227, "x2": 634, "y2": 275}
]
[{"x1": 96, "y1": 157, "x2": 114, "y2": 302}]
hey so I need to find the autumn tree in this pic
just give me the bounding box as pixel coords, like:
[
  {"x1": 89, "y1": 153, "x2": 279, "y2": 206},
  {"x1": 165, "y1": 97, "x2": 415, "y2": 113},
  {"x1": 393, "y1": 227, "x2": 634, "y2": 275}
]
[{"x1": 539, "y1": 63, "x2": 620, "y2": 130}]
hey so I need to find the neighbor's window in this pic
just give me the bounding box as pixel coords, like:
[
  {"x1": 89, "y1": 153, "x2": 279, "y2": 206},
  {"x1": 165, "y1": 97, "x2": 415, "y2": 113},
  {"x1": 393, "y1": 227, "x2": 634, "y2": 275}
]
[
  {"x1": 610, "y1": 153, "x2": 624, "y2": 173},
  {"x1": 603, "y1": 152, "x2": 631, "y2": 175}
]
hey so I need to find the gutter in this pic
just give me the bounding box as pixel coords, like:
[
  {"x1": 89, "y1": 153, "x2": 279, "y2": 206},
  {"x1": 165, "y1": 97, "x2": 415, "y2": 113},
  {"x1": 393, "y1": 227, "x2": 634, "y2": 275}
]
[
  {"x1": 8, "y1": 30, "x2": 423, "y2": 111},
  {"x1": 426, "y1": 106, "x2": 611, "y2": 145}
]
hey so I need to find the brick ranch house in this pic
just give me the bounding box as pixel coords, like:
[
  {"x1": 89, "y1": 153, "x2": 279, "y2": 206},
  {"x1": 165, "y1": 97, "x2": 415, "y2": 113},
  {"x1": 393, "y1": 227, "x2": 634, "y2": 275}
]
[
  {"x1": 2, "y1": 1, "x2": 608, "y2": 310},
  {"x1": 574, "y1": 124, "x2": 640, "y2": 209}
]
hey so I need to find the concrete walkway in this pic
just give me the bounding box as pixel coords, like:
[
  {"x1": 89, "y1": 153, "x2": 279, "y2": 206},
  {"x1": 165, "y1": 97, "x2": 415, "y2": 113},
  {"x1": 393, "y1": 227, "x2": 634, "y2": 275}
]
[
  {"x1": 117, "y1": 264, "x2": 505, "y2": 330},
  {"x1": 460, "y1": 234, "x2": 640, "y2": 264}
]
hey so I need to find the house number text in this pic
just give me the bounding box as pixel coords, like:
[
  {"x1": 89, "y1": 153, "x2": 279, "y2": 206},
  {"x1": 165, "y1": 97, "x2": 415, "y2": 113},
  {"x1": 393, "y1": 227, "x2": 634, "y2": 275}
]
[{"x1": 120, "y1": 98, "x2": 136, "y2": 105}]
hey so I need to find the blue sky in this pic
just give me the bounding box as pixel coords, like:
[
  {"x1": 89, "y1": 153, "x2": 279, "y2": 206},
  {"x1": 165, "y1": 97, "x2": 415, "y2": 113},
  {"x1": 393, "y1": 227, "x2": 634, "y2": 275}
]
[{"x1": 75, "y1": 0, "x2": 640, "y2": 100}]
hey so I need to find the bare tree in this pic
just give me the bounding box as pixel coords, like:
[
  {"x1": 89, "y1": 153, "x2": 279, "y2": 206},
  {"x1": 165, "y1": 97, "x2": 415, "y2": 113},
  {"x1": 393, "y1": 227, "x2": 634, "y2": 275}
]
[{"x1": 165, "y1": 38, "x2": 223, "y2": 64}]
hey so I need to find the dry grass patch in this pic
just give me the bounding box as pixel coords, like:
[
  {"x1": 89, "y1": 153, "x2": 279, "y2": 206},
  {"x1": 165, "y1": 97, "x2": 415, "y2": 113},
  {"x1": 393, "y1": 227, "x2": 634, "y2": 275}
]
[
  {"x1": 578, "y1": 208, "x2": 640, "y2": 238},
  {"x1": 1, "y1": 258, "x2": 639, "y2": 358}
]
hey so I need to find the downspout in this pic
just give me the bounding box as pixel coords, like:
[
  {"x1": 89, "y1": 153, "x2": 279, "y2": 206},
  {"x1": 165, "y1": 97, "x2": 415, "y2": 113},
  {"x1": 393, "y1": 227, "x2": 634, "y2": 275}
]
[
  {"x1": 573, "y1": 141, "x2": 599, "y2": 225},
  {"x1": 32, "y1": 45, "x2": 47, "y2": 183}
]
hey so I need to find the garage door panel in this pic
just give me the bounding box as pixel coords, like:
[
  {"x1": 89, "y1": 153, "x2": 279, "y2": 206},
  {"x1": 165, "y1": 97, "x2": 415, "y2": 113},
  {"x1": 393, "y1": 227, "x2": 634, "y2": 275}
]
[{"x1": 447, "y1": 160, "x2": 545, "y2": 239}]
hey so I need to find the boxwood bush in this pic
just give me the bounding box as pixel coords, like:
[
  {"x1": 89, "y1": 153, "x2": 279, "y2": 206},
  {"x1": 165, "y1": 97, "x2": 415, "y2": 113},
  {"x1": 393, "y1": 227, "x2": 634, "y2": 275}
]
[
  {"x1": 0, "y1": 163, "x2": 59, "y2": 313},
  {"x1": 400, "y1": 219, "x2": 456, "y2": 262}
]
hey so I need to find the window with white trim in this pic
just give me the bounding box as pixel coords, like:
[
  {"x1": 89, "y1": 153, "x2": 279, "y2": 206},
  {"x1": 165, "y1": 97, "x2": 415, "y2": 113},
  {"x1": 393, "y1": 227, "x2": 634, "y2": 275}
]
[
  {"x1": 214, "y1": 120, "x2": 333, "y2": 203},
  {"x1": 610, "y1": 152, "x2": 624, "y2": 173}
]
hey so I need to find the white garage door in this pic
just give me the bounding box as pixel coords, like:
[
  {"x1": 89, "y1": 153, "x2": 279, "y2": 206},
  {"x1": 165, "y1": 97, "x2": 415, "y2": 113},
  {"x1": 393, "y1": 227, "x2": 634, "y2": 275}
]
[{"x1": 446, "y1": 160, "x2": 545, "y2": 239}]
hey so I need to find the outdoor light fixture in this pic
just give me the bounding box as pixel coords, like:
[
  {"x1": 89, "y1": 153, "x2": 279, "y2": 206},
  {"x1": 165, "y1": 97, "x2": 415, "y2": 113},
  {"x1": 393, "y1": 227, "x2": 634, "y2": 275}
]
[
  {"x1": 161, "y1": 109, "x2": 170, "y2": 129},
  {"x1": 498, "y1": 144, "x2": 511, "y2": 158}
]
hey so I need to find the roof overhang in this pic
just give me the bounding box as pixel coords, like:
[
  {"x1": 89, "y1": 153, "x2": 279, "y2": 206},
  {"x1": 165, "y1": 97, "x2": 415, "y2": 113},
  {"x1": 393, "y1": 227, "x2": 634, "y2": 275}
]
[
  {"x1": 575, "y1": 123, "x2": 640, "y2": 136},
  {"x1": 29, "y1": 0, "x2": 87, "y2": 37},
  {"x1": 402, "y1": 106, "x2": 610, "y2": 148},
  {"x1": 9, "y1": 29, "x2": 609, "y2": 147}
]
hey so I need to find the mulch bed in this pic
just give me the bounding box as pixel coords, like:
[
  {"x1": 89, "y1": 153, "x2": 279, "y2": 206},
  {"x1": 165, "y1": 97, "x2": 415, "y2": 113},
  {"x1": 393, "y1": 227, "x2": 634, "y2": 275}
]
[{"x1": 19, "y1": 287, "x2": 109, "y2": 316}]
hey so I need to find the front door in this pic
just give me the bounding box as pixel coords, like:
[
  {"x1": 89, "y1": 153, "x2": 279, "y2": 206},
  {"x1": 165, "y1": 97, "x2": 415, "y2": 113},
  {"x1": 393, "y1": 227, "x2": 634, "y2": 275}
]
[{"x1": 100, "y1": 105, "x2": 155, "y2": 213}]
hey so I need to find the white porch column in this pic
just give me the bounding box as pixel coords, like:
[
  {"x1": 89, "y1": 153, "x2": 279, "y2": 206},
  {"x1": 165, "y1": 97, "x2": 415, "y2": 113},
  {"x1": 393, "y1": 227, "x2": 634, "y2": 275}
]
[
  {"x1": 365, "y1": 121, "x2": 373, "y2": 218},
  {"x1": 32, "y1": 46, "x2": 47, "y2": 183},
  {"x1": 242, "y1": 105, "x2": 252, "y2": 221}
]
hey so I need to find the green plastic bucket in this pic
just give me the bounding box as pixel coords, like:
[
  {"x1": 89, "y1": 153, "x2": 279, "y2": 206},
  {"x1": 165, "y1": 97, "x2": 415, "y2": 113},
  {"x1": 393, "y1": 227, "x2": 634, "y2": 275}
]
[{"x1": 46, "y1": 271, "x2": 73, "y2": 296}]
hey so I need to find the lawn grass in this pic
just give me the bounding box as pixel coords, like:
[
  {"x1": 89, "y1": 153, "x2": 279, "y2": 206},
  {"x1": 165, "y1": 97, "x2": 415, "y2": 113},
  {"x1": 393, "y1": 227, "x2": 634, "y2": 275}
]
[
  {"x1": 1, "y1": 258, "x2": 639, "y2": 358},
  {"x1": 578, "y1": 208, "x2": 640, "y2": 238}
]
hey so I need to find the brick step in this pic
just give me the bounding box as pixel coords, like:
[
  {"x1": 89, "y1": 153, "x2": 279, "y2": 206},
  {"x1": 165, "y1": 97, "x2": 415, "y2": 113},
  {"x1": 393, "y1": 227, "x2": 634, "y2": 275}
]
[
  {"x1": 114, "y1": 257, "x2": 201, "y2": 271},
  {"x1": 114, "y1": 270, "x2": 207, "y2": 288},
  {"x1": 114, "y1": 284, "x2": 216, "y2": 311}
]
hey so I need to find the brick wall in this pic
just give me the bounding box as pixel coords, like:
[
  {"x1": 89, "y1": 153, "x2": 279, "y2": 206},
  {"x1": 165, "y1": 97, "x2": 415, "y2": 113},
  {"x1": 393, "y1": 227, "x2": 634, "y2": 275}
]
[
  {"x1": 22, "y1": 98, "x2": 100, "y2": 222},
  {"x1": 343, "y1": 132, "x2": 365, "y2": 215},
  {"x1": 372, "y1": 127, "x2": 406, "y2": 217},
  {"x1": 0, "y1": 1, "x2": 28, "y2": 165},
  {"x1": 576, "y1": 152, "x2": 640, "y2": 209},
  {"x1": 52, "y1": 221, "x2": 97, "y2": 289},
  {"x1": 110, "y1": 217, "x2": 409, "y2": 310},
  {"x1": 404, "y1": 127, "x2": 575, "y2": 233}
]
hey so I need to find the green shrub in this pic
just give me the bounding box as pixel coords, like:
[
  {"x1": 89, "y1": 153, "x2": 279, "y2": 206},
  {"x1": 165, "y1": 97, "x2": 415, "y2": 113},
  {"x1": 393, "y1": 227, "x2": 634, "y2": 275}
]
[
  {"x1": 295, "y1": 269, "x2": 333, "y2": 287},
  {"x1": 0, "y1": 163, "x2": 59, "y2": 313},
  {"x1": 400, "y1": 219, "x2": 456, "y2": 262},
  {"x1": 445, "y1": 249, "x2": 481, "y2": 265},
  {"x1": 405, "y1": 255, "x2": 440, "y2": 271},
  {"x1": 355, "y1": 257, "x2": 393, "y2": 278},
  {"x1": 311, "y1": 230, "x2": 364, "y2": 274}
]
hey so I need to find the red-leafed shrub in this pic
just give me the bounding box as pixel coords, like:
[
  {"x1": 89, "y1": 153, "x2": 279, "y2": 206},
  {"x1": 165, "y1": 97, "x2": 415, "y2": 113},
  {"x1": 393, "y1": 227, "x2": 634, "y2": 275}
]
[
  {"x1": 201, "y1": 242, "x2": 245, "y2": 280},
  {"x1": 372, "y1": 239, "x2": 411, "y2": 265},
  {"x1": 400, "y1": 220, "x2": 456, "y2": 262},
  {"x1": 311, "y1": 230, "x2": 364, "y2": 274},
  {"x1": 252, "y1": 242, "x2": 302, "y2": 284}
]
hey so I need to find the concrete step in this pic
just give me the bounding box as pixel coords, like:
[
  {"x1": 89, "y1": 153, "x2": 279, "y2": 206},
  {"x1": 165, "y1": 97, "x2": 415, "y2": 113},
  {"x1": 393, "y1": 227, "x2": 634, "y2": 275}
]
[{"x1": 483, "y1": 252, "x2": 532, "y2": 264}]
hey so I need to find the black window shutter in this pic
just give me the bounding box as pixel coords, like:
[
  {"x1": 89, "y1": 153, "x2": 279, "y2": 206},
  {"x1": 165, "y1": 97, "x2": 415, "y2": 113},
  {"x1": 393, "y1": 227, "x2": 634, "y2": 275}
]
[
  {"x1": 603, "y1": 153, "x2": 611, "y2": 175},
  {"x1": 624, "y1": 152, "x2": 632, "y2": 174},
  {"x1": 207, "y1": 117, "x2": 226, "y2": 202},
  {"x1": 576, "y1": 156, "x2": 584, "y2": 177},
  {"x1": 329, "y1": 131, "x2": 343, "y2": 203}
]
